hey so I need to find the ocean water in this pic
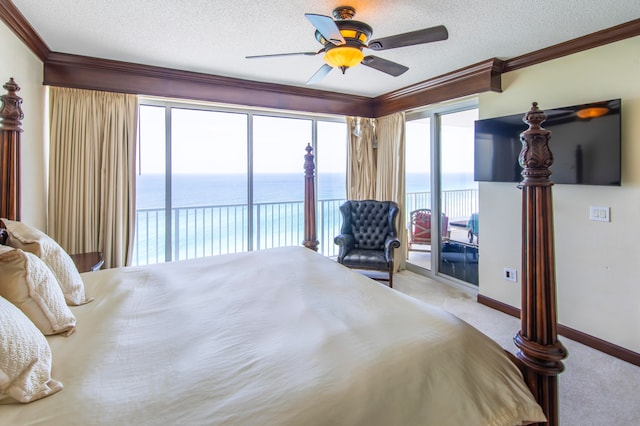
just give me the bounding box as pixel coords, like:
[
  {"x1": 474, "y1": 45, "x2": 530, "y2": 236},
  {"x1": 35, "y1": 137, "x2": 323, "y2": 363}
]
[
  {"x1": 133, "y1": 172, "x2": 476, "y2": 264},
  {"x1": 136, "y1": 172, "x2": 476, "y2": 209}
]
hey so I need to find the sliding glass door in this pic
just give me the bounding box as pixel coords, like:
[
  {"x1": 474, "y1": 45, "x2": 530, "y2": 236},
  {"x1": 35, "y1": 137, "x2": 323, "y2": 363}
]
[
  {"x1": 438, "y1": 109, "x2": 479, "y2": 286},
  {"x1": 405, "y1": 117, "x2": 432, "y2": 271},
  {"x1": 405, "y1": 102, "x2": 479, "y2": 287}
]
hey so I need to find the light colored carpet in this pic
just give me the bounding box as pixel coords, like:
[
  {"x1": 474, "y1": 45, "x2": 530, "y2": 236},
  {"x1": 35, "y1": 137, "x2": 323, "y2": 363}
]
[{"x1": 392, "y1": 270, "x2": 640, "y2": 426}]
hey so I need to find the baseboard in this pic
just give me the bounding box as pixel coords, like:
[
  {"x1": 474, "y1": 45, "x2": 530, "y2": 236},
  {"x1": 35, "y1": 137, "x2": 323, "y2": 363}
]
[{"x1": 477, "y1": 294, "x2": 640, "y2": 367}]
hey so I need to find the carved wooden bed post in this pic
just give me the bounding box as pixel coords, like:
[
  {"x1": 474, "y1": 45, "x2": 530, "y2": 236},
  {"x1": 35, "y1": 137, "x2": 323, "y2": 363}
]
[
  {"x1": 0, "y1": 78, "x2": 23, "y2": 220},
  {"x1": 303, "y1": 143, "x2": 318, "y2": 251},
  {"x1": 514, "y1": 102, "x2": 568, "y2": 426}
]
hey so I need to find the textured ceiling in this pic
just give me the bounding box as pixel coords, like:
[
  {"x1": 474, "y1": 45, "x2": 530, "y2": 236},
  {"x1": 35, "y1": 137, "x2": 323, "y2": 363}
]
[{"x1": 11, "y1": 0, "x2": 640, "y2": 97}]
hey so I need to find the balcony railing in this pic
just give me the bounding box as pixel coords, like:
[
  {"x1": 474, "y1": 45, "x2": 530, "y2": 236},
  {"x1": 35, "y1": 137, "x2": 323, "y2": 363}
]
[{"x1": 132, "y1": 189, "x2": 478, "y2": 266}]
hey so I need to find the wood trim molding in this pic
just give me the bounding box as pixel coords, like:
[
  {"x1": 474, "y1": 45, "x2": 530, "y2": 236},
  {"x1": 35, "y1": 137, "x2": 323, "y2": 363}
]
[
  {"x1": 43, "y1": 53, "x2": 503, "y2": 118},
  {"x1": 43, "y1": 52, "x2": 374, "y2": 117},
  {"x1": 0, "y1": 0, "x2": 49, "y2": 61},
  {"x1": 477, "y1": 294, "x2": 640, "y2": 368},
  {"x1": 503, "y1": 18, "x2": 640, "y2": 73},
  {"x1": 372, "y1": 58, "x2": 504, "y2": 117}
]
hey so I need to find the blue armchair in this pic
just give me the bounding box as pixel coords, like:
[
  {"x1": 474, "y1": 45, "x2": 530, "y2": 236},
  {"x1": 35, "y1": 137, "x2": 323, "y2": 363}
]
[{"x1": 334, "y1": 200, "x2": 401, "y2": 287}]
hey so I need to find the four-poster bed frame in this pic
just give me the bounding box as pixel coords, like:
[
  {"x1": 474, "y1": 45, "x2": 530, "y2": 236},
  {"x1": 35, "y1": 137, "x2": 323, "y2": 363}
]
[
  {"x1": 1, "y1": 79, "x2": 565, "y2": 424},
  {"x1": 0, "y1": 77, "x2": 22, "y2": 221}
]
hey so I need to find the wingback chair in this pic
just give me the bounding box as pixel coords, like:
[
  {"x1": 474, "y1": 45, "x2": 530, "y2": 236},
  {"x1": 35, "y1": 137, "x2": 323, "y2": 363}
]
[{"x1": 334, "y1": 200, "x2": 401, "y2": 288}]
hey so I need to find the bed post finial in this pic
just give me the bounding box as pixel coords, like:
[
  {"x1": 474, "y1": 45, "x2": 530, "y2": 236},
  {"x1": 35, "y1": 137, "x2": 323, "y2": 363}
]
[
  {"x1": 303, "y1": 143, "x2": 318, "y2": 251},
  {"x1": 518, "y1": 101, "x2": 553, "y2": 185},
  {"x1": 0, "y1": 77, "x2": 23, "y2": 220},
  {"x1": 515, "y1": 102, "x2": 567, "y2": 426},
  {"x1": 0, "y1": 78, "x2": 24, "y2": 131}
]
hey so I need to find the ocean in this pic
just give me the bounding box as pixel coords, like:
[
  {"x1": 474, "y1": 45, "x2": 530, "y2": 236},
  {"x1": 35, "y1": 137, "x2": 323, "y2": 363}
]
[
  {"x1": 136, "y1": 172, "x2": 476, "y2": 209},
  {"x1": 133, "y1": 172, "x2": 477, "y2": 264}
]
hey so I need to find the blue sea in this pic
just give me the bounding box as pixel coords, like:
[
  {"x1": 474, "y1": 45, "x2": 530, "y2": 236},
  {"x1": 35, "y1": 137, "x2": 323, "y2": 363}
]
[
  {"x1": 132, "y1": 172, "x2": 476, "y2": 264},
  {"x1": 136, "y1": 172, "x2": 476, "y2": 209}
]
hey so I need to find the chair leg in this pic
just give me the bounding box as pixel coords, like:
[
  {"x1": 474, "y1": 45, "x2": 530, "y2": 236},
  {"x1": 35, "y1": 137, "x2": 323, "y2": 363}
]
[{"x1": 389, "y1": 269, "x2": 393, "y2": 288}]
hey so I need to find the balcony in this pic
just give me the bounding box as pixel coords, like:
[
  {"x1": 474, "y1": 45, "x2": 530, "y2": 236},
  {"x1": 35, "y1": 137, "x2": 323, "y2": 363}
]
[{"x1": 132, "y1": 189, "x2": 478, "y2": 266}]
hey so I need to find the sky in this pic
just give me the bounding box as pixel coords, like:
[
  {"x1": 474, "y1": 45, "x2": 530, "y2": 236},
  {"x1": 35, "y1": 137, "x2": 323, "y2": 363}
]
[
  {"x1": 138, "y1": 105, "x2": 346, "y2": 175},
  {"x1": 138, "y1": 104, "x2": 477, "y2": 177}
]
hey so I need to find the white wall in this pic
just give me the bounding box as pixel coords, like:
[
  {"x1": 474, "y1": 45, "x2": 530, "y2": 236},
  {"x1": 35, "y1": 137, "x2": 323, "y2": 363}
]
[
  {"x1": 478, "y1": 36, "x2": 640, "y2": 353},
  {"x1": 0, "y1": 20, "x2": 46, "y2": 229}
]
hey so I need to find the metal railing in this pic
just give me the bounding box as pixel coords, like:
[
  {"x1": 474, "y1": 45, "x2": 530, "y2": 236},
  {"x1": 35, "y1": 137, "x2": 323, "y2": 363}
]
[
  {"x1": 405, "y1": 189, "x2": 479, "y2": 222},
  {"x1": 132, "y1": 190, "x2": 478, "y2": 266}
]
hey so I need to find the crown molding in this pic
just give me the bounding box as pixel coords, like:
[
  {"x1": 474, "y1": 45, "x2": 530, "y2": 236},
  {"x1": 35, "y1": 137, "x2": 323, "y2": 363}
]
[
  {"x1": 0, "y1": 0, "x2": 49, "y2": 60},
  {"x1": 503, "y1": 18, "x2": 640, "y2": 73},
  {"x1": 372, "y1": 58, "x2": 504, "y2": 117},
  {"x1": 44, "y1": 52, "x2": 374, "y2": 117}
]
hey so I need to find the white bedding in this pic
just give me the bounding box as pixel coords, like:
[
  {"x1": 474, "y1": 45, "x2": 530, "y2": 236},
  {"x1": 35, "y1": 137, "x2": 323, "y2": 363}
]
[{"x1": 0, "y1": 246, "x2": 545, "y2": 425}]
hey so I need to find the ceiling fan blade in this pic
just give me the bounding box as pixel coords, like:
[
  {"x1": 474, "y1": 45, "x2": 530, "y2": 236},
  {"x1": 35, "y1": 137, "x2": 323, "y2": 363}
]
[
  {"x1": 246, "y1": 51, "x2": 318, "y2": 59},
  {"x1": 367, "y1": 25, "x2": 448, "y2": 51},
  {"x1": 305, "y1": 13, "x2": 345, "y2": 45},
  {"x1": 306, "y1": 64, "x2": 333, "y2": 85},
  {"x1": 361, "y1": 56, "x2": 409, "y2": 77}
]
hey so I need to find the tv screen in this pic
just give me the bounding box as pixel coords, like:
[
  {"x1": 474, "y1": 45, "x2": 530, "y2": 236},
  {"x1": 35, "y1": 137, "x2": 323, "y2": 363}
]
[{"x1": 474, "y1": 99, "x2": 621, "y2": 185}]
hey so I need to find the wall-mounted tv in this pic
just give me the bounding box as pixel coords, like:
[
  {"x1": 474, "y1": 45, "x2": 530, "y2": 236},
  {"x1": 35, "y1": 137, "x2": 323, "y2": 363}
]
[{"x1": 474, "y1": 99, "x2": 621, "y2": 185}]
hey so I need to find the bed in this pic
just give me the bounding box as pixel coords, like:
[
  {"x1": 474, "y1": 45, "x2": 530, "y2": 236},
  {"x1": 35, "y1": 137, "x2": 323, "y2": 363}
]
[{"x1": 0, "y1": 79, "x2": 565, "y2": 425}]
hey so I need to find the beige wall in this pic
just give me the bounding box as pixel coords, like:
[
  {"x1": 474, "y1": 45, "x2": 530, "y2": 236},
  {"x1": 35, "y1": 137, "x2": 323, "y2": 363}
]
[
  {"x1": 478, "y1": 36, "x2": 640, "y2": 353},
  {"x1": 0, "y1": 21, "x2": 46, "y2": 229}
]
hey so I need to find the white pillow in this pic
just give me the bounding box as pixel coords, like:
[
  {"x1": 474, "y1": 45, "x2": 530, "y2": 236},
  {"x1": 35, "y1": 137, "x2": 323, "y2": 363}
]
[
  {"x1": 0, "y1": 245, "x2": 76, "y2": 336},
  {"x1": 0, "y1": 296, "x2": 64, "y2": 403},
  {"x1": 1, "y1": 219, "x2": 91, "y2": 305}
]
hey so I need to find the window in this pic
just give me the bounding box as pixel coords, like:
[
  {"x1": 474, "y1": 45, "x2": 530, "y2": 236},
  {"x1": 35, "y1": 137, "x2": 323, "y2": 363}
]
[{"x1": 133, "y1": 100, "x2": 346, "y2": 266}]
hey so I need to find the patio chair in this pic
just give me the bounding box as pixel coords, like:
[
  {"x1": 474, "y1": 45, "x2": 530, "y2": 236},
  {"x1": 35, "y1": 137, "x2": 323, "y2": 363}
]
[
  {"x1": 407, "y1": 209, "x2": 449, "y2": 252},
  {"x1": 467, "y1": 212, "x2": 479, "y2": 244}
]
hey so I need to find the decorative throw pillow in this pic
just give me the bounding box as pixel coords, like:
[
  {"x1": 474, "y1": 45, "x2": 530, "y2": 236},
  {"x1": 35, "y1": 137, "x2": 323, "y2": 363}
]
[
  {"x1": 0, "y1": 245, "x2": 76, "y2": 336},
  {"x1": 1, "y1": 219, "x2": 91, "y2": 305},
  {"x1": 0, "y1": 296, "x2": 64, "y2": 403}
]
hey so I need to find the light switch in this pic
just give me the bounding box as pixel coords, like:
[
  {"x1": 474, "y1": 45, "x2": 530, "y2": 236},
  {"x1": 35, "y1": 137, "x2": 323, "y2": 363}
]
[{"x1": 589, "y1": 206, "x2": 610, "y2": 222}]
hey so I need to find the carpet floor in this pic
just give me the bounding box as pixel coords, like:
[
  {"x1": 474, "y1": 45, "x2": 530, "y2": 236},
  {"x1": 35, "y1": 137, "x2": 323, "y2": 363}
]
[{"x1": 391, "y1": 270, "x2": 640, "y2": 426}]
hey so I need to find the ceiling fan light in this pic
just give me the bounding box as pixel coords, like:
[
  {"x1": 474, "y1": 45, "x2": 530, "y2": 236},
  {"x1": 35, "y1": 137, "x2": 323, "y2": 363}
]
[{"x1": 324, "y1": 46, "x2": 364, "y2": 69}]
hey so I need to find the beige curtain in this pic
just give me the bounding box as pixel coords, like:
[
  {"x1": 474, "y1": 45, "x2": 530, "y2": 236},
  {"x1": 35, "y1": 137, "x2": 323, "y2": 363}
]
[
  {"x1": 346, "y1": 116, "x2": 377, "y2": 200},
  {"x1": 375, "y1": 112, "x2": 407, "y2": 270},
  {"x1": 346, "y1": 113, "x2": 407, "y2": 270},
  {"x1": 48, "y1": 87, "x2": 138, "y2": 268}
]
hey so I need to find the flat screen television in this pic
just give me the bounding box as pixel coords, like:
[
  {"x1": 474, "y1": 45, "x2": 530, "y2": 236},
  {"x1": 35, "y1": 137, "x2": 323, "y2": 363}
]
[{"x1": 474, "y1": 99, "x2": 621, "y2": 185}]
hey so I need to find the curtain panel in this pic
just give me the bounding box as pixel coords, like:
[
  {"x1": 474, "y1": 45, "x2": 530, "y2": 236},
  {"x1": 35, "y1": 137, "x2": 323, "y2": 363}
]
[
  {"x1": 346, "y1": 116, "x2": 377, "y2": 200},
  {"x1": 346, "y1": 113, "x2": 407, "y2": 270},
  {"x1": 375, "y1": 112, "x2": 407, "y2": 270},
  {"x1": 48, "y1": 87, "x2": 138, "y2": 268}
]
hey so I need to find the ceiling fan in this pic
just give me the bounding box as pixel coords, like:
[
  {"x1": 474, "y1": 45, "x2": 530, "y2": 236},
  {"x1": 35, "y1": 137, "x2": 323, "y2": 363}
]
[{"x1": 246, "y1": 6, "x2": 448, "y2": 85}]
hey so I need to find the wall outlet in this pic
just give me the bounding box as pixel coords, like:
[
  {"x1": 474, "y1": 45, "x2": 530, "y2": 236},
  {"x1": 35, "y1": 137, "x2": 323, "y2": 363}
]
[{"x1": 503, "y1": 268, "x2": 517, "y2": 282}]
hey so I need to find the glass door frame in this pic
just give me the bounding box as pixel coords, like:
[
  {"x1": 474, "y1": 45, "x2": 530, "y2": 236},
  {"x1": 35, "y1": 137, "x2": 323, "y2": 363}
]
[
  {"x1": 135, "y1": 97, "x2": 346, "y2": 264},
  {"x1": 405, "y1": 98, "x2": 478, "y2": 291}
]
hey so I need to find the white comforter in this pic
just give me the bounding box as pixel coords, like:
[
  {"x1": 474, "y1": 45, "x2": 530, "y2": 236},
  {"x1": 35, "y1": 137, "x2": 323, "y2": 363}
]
[{"x1": 1, "y1": 246, "x2": 544, "y2": 425}]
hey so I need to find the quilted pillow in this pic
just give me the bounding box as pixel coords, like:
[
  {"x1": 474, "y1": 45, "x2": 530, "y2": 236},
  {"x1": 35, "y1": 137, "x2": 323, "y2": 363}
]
[
  {"x1": 1, "y1": 219, "x2": 90, "y2": 305},
  {"x1": 0, "y1": 296, "x2": 64, "y2": 403},
  {"x1": 0, "y1": 245, "x2": 76, "y2": 336}
]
